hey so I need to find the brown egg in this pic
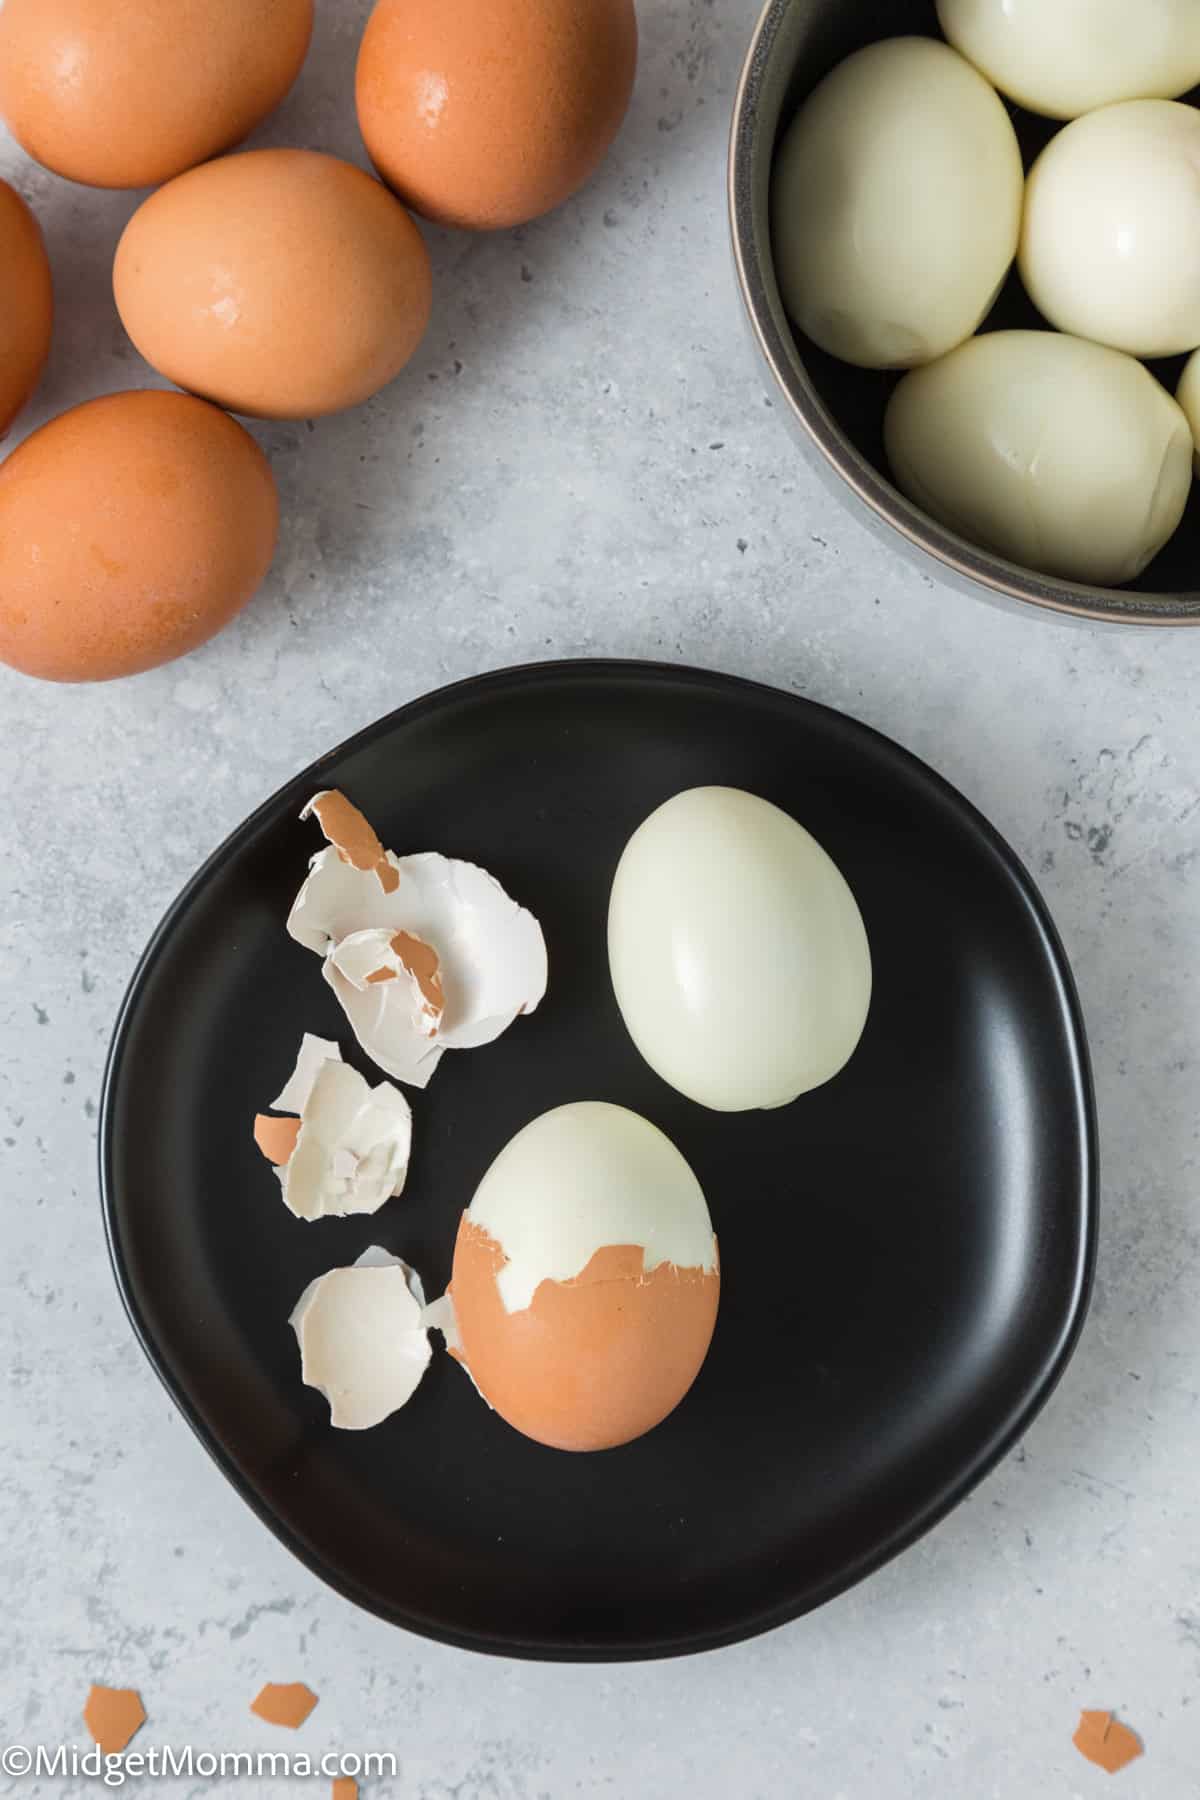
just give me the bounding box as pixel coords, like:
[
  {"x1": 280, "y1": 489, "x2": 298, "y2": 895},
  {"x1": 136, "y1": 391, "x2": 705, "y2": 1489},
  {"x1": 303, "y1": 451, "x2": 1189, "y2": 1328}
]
[
  {"x1": 356, "y1": 0, "x2": 638, "y2": 230},
  {"x1": 113, "y1": 150, "x2": 433, "y2": 421},
  {"x1": 451, "y1": 1220, "x2": 720, "y2": 1453},
  {"x1": 0, "y1": 0, "x2": 313, "y2": 190},
  {"x1": 0, "y1": 181, "x2": 53, "y2": 440},
  {"x1": 0, "y1": 391, "x2": 278, "y2": 682}
]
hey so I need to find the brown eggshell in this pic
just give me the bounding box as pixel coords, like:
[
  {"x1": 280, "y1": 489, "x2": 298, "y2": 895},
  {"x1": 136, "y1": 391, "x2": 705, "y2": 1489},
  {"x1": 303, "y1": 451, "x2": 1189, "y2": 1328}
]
[
  {"x1": 0, "y1": 391, "x2": 279, "y2": 683},
  {"x1": 82, "y1": 1685, "x2": 146, "y2": 1757},
  {"x1": 254, "y1": 1114, "x2": 302, "y2": 1167},
  {"x1": 0, "y1": 180, "x2": 53, "y2": 440},
  {"x1": 356, "y1": 0, "x2": 638, "y2": 230},
  {"x1": 451, "y1": 1218, "x2": 720, "y2": 1452},
  {"x1": 0, "y1": 0, "x2": 313, "y2": 189},
  {"x1": 113, "y1": 150, "x2": 432, "y2": 420}
]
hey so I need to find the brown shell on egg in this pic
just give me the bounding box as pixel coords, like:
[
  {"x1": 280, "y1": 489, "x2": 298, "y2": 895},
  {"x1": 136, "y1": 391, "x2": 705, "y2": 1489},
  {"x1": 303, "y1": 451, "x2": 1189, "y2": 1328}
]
[{"x1": 449, "y1": 1217, "x2": 720, "y2": 1452}]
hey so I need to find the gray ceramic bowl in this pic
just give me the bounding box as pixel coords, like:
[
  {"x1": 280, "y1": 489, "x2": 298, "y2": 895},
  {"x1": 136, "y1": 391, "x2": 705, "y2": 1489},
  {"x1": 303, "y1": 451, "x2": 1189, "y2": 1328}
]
[{"x1": 729, "y1": 0, "x2": 1200, "y2": 626}]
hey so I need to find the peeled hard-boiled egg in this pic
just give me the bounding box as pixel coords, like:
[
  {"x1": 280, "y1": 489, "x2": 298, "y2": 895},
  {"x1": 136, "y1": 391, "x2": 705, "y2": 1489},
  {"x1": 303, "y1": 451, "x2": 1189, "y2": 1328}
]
[
  {"x1": 1177, "y1": 352, "x2": 1200, "y2": 475},
  {"x1": 0, "y1": 180, "x2": 52, "y2": 440},
  {"x1": 0, "y1": 0, "x2": 313, "y2": 189},
  {"x1": 356, "y1": 0, "x2": 638, "y2": 230},
  {"x1": 885, "y1": 331, "x2": 1193, "y2": 587},
  {"x1": 0, "y1": 391, "x2": 279, "y2": 682},
  {"x1": 447, "y1": 1103, "x2": 719, "y2": 1452},
  {"x1": 1020, "y1": 101, "x2": 1200, "y2": 359},
  {"x1": 113, "y1": 150, "x2": 432, "y2": 421},
  {"x1": 771, "y1": 36, "x2": 1023, "y2": 369},
  {"x1": 937, "y1": 0, "x2": 1200, "y2": 121},
  {"x1": 608, "y1": 788, "x2": 871, "y2": 1113}
]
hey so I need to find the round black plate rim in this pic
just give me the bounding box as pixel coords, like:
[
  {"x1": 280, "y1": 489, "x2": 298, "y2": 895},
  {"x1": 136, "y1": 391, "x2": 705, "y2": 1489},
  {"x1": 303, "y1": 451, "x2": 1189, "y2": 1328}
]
[{"x1": 98, "y1": 657, "x2": 1099, "y2": 1661}]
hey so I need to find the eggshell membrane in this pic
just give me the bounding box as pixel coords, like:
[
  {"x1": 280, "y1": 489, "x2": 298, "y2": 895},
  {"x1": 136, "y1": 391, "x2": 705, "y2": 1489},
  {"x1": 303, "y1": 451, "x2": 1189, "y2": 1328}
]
[
  {"x1": 451, "y1": 1220, "x2": 720, "y2": 1452},
  {"x1": 0, "y1": 391, "x2": 279, "y2": 682},
  {"x1": 0, "y1": 181, "x2": 53, "y2": 440},
  {"x1": 937, "y1": 0, "x2": 1200, "y2": 121},
  {"x1": 771, "y1": 36, "x2": 1023, "y2": 369},
  {"x1": 113, "y1": 150, "x2": 432, "y2": 421},
  {"x1": 1020, "y1": 101, "x2": 1200, "y2": 359},
  {"x1": 0, "y1": 0, "x2": 313, "y2": 189},
  {"x1": 355, "y1": 0, "x2": 638, "y2": 230}
]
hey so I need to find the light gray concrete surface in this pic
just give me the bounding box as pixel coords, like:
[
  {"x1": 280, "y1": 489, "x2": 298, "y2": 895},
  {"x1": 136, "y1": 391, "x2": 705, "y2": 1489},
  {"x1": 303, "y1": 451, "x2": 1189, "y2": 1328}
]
[{"x1": 2, "y1": 3, "x2": 1200, "y2": 1796}]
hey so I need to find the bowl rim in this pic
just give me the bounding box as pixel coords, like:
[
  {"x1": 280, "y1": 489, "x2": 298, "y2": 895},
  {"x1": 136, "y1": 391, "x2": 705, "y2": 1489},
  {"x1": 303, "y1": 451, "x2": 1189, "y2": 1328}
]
[{"x1": 727, "y1": 0, "x2": 1200, "y2": 628}]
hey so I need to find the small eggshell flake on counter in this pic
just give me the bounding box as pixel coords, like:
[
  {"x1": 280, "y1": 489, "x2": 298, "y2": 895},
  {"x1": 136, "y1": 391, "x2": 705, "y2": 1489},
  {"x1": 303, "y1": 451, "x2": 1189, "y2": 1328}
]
[
  {"x1": 290, "y1": 1248, "x2": 432, "y2": 1430},
  {"x1": 448, "y1": 1103, "x2": 720, "y2": 1452},
  {"x1": 1020, "y1": 101, "x2": 1200, "y2": 360},
  {"x1": 937, "y1": 0, "x2": 1200, "y2": 121},
  {"x1": 885, "y1": 331, "x2": 1194, "y2": 588},
  {"x1": 254, "y1": 1034, "x2": 412, "y2": 1221},
  {"x1": 82, "y1": 1686, "x2": 146, "y2": 1757},
  {"x1": 250, "y1": 1683, "x2": 319, "y2": 1730},
  {"x1": 1072, "y1": 1710, "x2": 1144, "y2": 1775},
  {"x1": 771, "y1": 36, "x2": 1023, "y2": 369},
  {"x1": 287, "y1": 791, "x2": 547, "y2": 1088}
]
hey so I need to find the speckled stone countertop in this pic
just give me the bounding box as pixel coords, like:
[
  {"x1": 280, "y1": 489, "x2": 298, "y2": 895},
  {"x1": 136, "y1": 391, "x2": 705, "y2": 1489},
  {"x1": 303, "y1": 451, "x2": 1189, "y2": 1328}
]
[{"x1": 3, "y1": 4, "x2": 1200, "y2": 1796}]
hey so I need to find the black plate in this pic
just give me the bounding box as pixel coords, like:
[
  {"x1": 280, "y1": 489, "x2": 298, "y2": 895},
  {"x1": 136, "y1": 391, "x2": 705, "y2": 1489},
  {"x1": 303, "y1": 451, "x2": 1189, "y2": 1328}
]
[{"x1": 101, "y1": 660, "x2": 1096, "y2": 1660}]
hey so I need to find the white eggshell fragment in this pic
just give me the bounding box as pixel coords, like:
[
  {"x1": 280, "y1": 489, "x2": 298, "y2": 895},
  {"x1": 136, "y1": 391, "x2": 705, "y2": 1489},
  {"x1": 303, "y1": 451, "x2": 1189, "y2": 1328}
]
[
  {"x1": 256, "y1": 1034, "x2": 413, "y2": 1221},
  {"x1": 1176, "y1": 351, "x2": 1200, "y2": 476},
  {"x1": 287, "y1": 791, "x2": 547, "y2": 1088},
  {"x1": 608, "y1": 789, "x2": 871, "y2": 1113},
  {"x1": 466, "y1": 1101, "x2": 718, "y2": 1315},
  {"x1": 422, "y1": 1291, "x2": 464, "y2": 1353},
  {"x1": 937, "y1": 0, "x2": 1200, "y2": 120},
  {"x1": 1020, "y1": 101, "x2": 1200, "y2": 359},
  {"x1": 885, "y1": 331, "x2": 1193, "y2": 586},
  {"x1": 290, "y1": 1247, "x2": 431, "y2": 1430},
  {"x1": 421, "y1": 1289, "x2": 491, "y2": 1402},
  {"x1": 272, "y1": 1031, "x2": 344, "y2": 1111},
  {"x1": 771, "y1": 36, "x2": 1023, "y2": 369}
]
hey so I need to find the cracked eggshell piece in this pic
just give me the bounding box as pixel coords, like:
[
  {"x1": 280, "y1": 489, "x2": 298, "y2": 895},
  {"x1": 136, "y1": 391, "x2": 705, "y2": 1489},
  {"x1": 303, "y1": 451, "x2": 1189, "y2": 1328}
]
[
  {"x1": 449, "y1": 1103, "x2": 720, "y2": 1452},
  {"x1": 423, "y1": 1290, "x2": 493, "y2": 1404},
  {"x1": 290, "y1": 1247, "x2": 431, "y2": 1430},
  {"x1": 287, "y1": 791, "x2": 547, "y2": 1087},
  {"x1": 256, "y1": 1035, "x2": 412, "y2": 1220}
]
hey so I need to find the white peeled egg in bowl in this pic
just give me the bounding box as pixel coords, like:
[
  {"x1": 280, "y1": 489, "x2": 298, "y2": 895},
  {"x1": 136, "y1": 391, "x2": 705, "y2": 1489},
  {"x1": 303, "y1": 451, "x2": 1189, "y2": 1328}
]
[
  {"x1": 885, "y1": 331, "x2": 1194, "y2": 588},
  {"x1": 1176, "y1": 351, "x2": 1200, "y2": 475},
  {"x1": 1020, "y1": 100, "x2": 1200, "y2": 360},
  {"x1": 770, "y1": 35, "x2": 1023, "y2": 370},
  {"x1": 607, "y1": 786, "x2": 871, "y2": 1112},
  {"x1": 937, "y1": 0, "x2": 1200, "y2": 120}
]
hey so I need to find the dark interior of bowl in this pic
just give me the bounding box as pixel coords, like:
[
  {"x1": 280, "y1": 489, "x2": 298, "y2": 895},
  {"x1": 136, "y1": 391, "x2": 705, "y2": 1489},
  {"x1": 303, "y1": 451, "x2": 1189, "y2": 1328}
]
[{"x1": 735, "y1": 0, "x2": 1200, "y2": 612}]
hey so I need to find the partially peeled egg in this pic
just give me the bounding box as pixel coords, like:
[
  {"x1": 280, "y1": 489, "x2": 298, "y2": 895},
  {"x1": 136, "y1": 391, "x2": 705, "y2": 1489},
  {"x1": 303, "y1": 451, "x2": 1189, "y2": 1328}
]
[{"x1": 445, "y1": 1102, "x2": 720, "y2": 1452}]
